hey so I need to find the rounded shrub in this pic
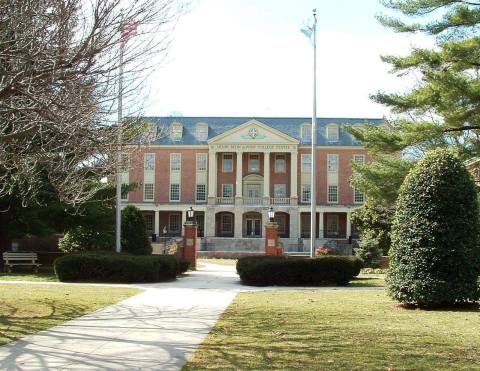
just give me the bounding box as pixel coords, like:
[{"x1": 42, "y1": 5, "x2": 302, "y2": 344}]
[
  {"x1": 387, "y1": 149, "x2": 480, "y2": 307},
  {"x1": 59, "y1": 226, "x2": 114, "y2": 253},
  {"x1": 236, "y1": 255, "x2": 362, "y2": 286},
  {"x1": 54, "y1": 252, "x2": 177, "y2": 283},
  {"x1": 121, "y1": 205, "x2": 152, "y2": 255}
]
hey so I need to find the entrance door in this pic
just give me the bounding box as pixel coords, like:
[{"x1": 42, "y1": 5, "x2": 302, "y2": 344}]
[{"x1": 246, "y1": 218, "x2": 261, "y2": 237}]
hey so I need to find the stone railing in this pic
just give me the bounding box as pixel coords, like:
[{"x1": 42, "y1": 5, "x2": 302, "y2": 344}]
[
  {"x1": 243, "y1": 197, "x2": 265, "y2": 206},
  {"x1": 216, "y1": 197, "x2": 234, "y2": 205},
  {"x1": 271, "y1": 197, "x2": 290, "y2": 205}
]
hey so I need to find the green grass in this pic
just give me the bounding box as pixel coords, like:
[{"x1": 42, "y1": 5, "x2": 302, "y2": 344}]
[
  {"x1": 0, "y1": 271, "x2": 58, "y2": 282},
  {"x1": 184, "y1": 290, "x2": 480, "y2": 370},
  {"x1": 0, "y1": 283, "x2": 141, "y2": 345},
  {"x1": 349, "y1": 275, "x2": 385, "y2": 287}
]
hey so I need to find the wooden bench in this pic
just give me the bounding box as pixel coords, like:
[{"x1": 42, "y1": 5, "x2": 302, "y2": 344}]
[{"x1": 3, "y1": 252, "x2": 41, "y2": 273}]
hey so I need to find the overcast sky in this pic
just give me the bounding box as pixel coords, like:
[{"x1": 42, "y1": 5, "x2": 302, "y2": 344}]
[{"x1": 141, "y1": 0, "x2": 433, "y2": 119}]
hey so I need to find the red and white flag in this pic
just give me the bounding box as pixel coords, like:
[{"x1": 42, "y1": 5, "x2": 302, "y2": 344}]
[{"x1": 121, "y1": 20, "x2": 139, "y2": 44}]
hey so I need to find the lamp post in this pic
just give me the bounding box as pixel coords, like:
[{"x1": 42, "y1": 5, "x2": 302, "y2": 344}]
[
  {"x1": 183, "y1": 206, "x2": 198, "y2": 269},
  {"x1": 187, "y1": 206, "x2": 195, "y2": 222},
  {"x1": 268, "y1": 207, "x2": 275, "y2": 223}
]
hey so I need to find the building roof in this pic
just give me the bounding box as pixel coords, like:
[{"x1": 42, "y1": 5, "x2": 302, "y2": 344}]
[{"x1": 136, "y1": 116, "x2": 384, "y2": 146}]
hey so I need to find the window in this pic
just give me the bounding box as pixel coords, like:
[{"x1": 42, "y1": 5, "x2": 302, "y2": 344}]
[
  {"x1": 196, "y1": 153, "x2": 207, "y2": 171},
  {"x1": 275, "y1": 154, "x2": 286, "y2": 173},
  {"x1": 121, "y1": 153, "x2": 129, "y2": 172},
  {"x1": 274, "y1": 214, "x2": 287, "y2": 235},
  {"x1": 170, "y1": 123, "x2": 183, "y2": 140},
  {"x1": 223, "y1": 154, "x2": 233, "y2": 172},
  {"x1": 328, "y1": 185, "x2": 338, "y2": 203},
  {"x1": 196, "y1": 184, "x2": 206, "y2": 202},
  {"x1": 326, "y1": 215, "x2": 339, "y2": 236},
  {"x1": 170, "y1": 153, "x2": 181, "y2": 171},
  {"x1": 249, "y1": 154, "x2": 260, "y2": 172},
  {"x1": 169, "y1": 213, "x2": 181, "y2": 232},
  {"x1": 222, "y1": 184, "x2": 233, "y2": 198},
  {"x1": 301, "y1": 185, "x2": 311, "y2": 203},
  {"x1": 144, "y1": 183, "x2": 154, "y2": 201},
  {"x1": 145, "y1": 214, "x2": 154, "y2": 234},
  {"x1": 121, "y1": 184, "x2": 128, "y2": 201},
  {"x1": 274, "y1": 184, "x2": 287, "y2": 198},
  {"x1": 144, "y1": 153, "x2": 155, "y2": 171},
  {"x1": 170, "y1": 183, "x2": 180, "y2": 201},
  {"x1": 326, "y1": 125, "x2": 339, "y2": 142},
  {"x1": 221, "y1": 214, "x2": 233, "y2": 233},
  {"x1": 327, "y1": 154, "x2": 338, "y2": 172},
  {"x1": 301, "y1": 124, "x2": 311, "y2": 142},
  {"x1": 353, "y1": 154, "x2": 365, "y2": 164},
  {"x1": 195, "y1": 124, "x2": 208, "y2": 141},
  {"x1": 354, "y1": 188, "x2": 365, "y2": 204},
  {"x1": 301, "y1": 154, "x2": 312, "y2": 172}
]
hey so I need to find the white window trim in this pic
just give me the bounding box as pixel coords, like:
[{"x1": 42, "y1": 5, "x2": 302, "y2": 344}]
[
  {"x1": 168, "y1": 213, "x2": 181, "y2": 232},
  {"x1": 274, "y1": 154, "x2": 286, "y2": 173},
  {"x1": 327, "y1": 184, "x2": 338, "y2": 204},
  {"x1": 170, "y1": 153, "x2": 181, "y2": 172},
  {"x1": 248, "y1": 153, "x2": 260, "y2": 172},
  {"x1": 353, "y1": 154, "x2": 365, "y2": 164},
  {"x1": 143, "y1": 183, "x2": 154, "y2": 201},
  {"x1": 195, "y1": 124, "x2": 208, "y2": 141},
  {"x1": 274, "y1": 184, "x2": 287, "y2": 198},
  {"x1": 196, "y1": 184, "x2": 207, "y2": 202},
  {"x1": 300, "y1": 124, "x2": 312, "y2": 142},
  {"x1": 221, "y1": 214, "x2": 233, "y2": 233},
  {"x1": 327, "y1": 154, "x2": 339, "y2": 172},
  {"x1": 170, "y1": 123, "x2": 183, "y2": 141},
  {"x1": 169, "y1": 183, "x2": 180, "y2": 202},
  {"x1": 326, "y1": 214, "x2": 339, "y2": 236},
  {"x1": 326, "y1": 124, "x2": 339, "y2": 142},
  {"x1": 196, "y1": 153, "x2": 207, "y2": 171},
  {"x1": 222, "y1": 154, "x2": 234, "y2": 173},
  {"x1": 222, "y1": 183, "x2": 234, "y2": 198},
  {"x1": 301, "y1": 154, "x2": 312, "y2": 173},
  {"x1": 353, "y1": 187, "x2": 365, "y2": 204},
  {"x1": 301, "y1": 184, "x2": 311, "y2": 203},
  {"x1": 144, "y1": 153, "x2": 155, "y2": 171}
]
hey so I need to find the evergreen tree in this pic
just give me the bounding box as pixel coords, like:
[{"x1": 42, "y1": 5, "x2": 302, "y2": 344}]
[
  {"x1": 121, "y1": 206, "x2": 152, "y2": 255},
  {"x1": 387, "y1": 149, "x2": 480, "y2": 307}
]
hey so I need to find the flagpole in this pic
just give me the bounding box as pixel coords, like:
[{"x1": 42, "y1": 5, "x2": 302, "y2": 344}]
[
  {"x1": 116, "y1": 22, "x2": 124, "y2": 254},
  {"x1": 310, "y1": 9, "x2": 317, "y2": 258}
]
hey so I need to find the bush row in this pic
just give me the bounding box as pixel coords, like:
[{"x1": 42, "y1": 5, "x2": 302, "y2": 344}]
[
  {"x1": 54, "y1": 252, "x2": 189, "y2": 283},
  {"x1": 236, "y1": 255, "x2": 363, "y2": 286}
]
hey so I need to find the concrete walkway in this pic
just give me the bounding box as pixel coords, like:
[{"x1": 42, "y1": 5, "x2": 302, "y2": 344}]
[{"x1": 0, "y1": 263, "x2": 383, "y2": 370}]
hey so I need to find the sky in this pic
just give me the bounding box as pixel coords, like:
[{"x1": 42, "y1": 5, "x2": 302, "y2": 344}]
[{"x1": 141, "y1": 0, "x2": 434, "y2": 119}]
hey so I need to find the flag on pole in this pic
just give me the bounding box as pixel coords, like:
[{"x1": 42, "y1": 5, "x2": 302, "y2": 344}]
[
  {"x1": 300, "y1": 21, "x2": 315, "y2": 43},
  {"x1": 121, "y1": 20, "x2": 139, "y2": 44}
]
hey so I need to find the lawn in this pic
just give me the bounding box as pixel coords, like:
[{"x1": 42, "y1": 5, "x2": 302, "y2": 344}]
[
  {"x1": 0, "y1": 283, "x2": 141, "y2": 346},
  {"x1": 0, "y1": 271, "x2": 58, "y2": 282},
  {"x1": 184, "y1": 290, "x2": 480, "y2": 370}
]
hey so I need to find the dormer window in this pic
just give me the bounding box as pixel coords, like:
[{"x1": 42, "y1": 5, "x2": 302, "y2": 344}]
[
  {"x1": 195, "y1": 123, "x2": 208, "y2": 141},
  {"x1": 326, "y1": 124, "x2": 339, "y2": 142},
  {"x1": 300, "y1": 124, "x2": 311, "y2": 142},
  {"x1": 170, "y1": 122, "x2": 183, "y2": 141}
]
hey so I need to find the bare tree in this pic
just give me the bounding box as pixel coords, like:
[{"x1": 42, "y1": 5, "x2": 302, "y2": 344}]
[{"x1": 0, "y1": 0, "x2": 180, "y2": 205}]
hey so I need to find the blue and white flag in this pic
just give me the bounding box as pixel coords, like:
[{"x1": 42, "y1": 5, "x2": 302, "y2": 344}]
[{"x1": 300, "y1": 24, "x2": 315, "y2": 40}]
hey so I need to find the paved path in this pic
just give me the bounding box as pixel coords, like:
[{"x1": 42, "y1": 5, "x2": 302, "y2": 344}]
[{"x1": 0, "y1": 264, "x2": 383, "y2": 370}]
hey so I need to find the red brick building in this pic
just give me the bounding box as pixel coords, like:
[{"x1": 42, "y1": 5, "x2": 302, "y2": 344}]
[{"x1": 123, "y1": 117, "x2": 381, "y2": 253}]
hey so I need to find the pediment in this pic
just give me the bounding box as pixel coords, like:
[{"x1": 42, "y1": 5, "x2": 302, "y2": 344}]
[{"x1": 208, "y1": 119, "x2": 299, "y2": 145}]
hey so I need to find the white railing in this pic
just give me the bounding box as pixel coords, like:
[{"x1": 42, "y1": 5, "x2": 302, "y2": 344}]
[
  {"x1": 271, "y1": 197, "x2": 290, "y2": 205},
  {"x1": 243, "y1": 197, "x2": 264, "y2": 205},
  {"x1": 216, "y1": 197, "x2": 234, "y2": 205}
]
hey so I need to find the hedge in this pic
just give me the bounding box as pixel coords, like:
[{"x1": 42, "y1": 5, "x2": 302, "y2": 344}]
[
  {"x1": 54, "y1": 252, "x2": 178, "y2": 283},
  {"x1": 236, "y1": 255, "x2": 363, "y2": 286}
]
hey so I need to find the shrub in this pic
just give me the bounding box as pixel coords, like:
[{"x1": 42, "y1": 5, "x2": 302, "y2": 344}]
[
  {"x1": 387, "y1": 149, "x2": 480, "y2": 307},
  {"x1": 59, "y1": 226, "x2": 114, "y2": 253},
  {"x1": 236, "y1": 255, "x2": 363, "y2": 286},
  {"x1": 355, "y1": 231, "x2": 382, "y2": 268},
  {"x1": 121, "y1": 205, "x2": 152, "y2": 255},
  {"x1": 54, "y1": 252, "x2": 177, "y2": 283},
  {"x1": 177, "y1": 259, "x2": 190, "y2": 274}
]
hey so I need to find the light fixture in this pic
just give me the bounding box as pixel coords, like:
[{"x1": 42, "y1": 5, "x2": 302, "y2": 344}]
[
  {"x1": 268, "y1": 207, "x2": 275, "y2": 222},
  {"x1": 187, "y1": 206, "x2": 194, "y2": 221}
]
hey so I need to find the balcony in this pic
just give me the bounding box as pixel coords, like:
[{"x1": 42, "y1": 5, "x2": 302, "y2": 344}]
[
  {"x1": 271, "y1": 197, "x2": 290, "y2": 205},
  {"x1": 216, "y1": 197, "x2": 234, "y2": 205},
  {"x1": 243, "y1": 197, "x2": 265, "y2": 206}
]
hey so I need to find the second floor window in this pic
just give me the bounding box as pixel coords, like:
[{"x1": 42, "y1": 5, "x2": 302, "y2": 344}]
[
  {"x1": 222, "y1": 184, "x2": 233, "y2": 198},
  {"x1": 274, "y1": 184, "x2": 286, "y2": 198},
  {"x1": 354, "y1": 188, "x2": 365, "y2": 204},
  {"x1": 170, "y1": 183, "x2": 180, "y2": 201},
  {"x1": 301, "y1": 185, "x2": 311, "y2": 203},
  {"x1": 223, "y1": 154, "x2": 233, "y2": 172},
  {"x1": 249, "y1": 154, "x2": 260, "y2": 172},
  {"x1": 354, "y1": 154, "x2": 365, "y2": 164},
  {"x1": 196, "y1": 153, "x2": 207, "y2": 171},
  {"x1": 144, "y1": 183, "x2": 154, "y2": 201},
  {"x1": 170, "y1": 153, "x2": 181, "y2": 171},
  {"x1": 275, "y1": 154, "x2": 286, "y2": 173},
  {"x1": 301, "y1": 154, "x2": 312, "y2": 172},
  {"x1": 328, "y1": 185, "x2": 338, "y2": 203},
  {"x1": 144, "y1": 153, "x2": 155, "y2": 171}
]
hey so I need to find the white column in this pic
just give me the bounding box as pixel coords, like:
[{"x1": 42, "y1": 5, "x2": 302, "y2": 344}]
[
  {"x1": 208, "y1": 151, "x2": 217, "y2": 201},
  {"x1": 263, "y1": 152, "x2": 270, "y2": 200},
  {"x1": 319, "y1": 211, "x2": 324, "y2": 239},
  {"x1": 181, "y1": 210, "x2": 187, "y2": 236},
  {"x1": 346, "y1": 211, "x2": 351, "y2": 238},
  {"x1": 205, "y1": 207, "x2": 215, "y2": 237},
  {"x1": 154, "y1": 210, "x2": 160, "y2": 237},
  {"x1": 234, "y1": 210, "x2": 243, "y2": 238},
  {"x1": 235, "y1": 151, "x2": 243, "y2": 199},
  {"x1": 290, "y1": 151, "x2": 298, "y2": 204}
]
